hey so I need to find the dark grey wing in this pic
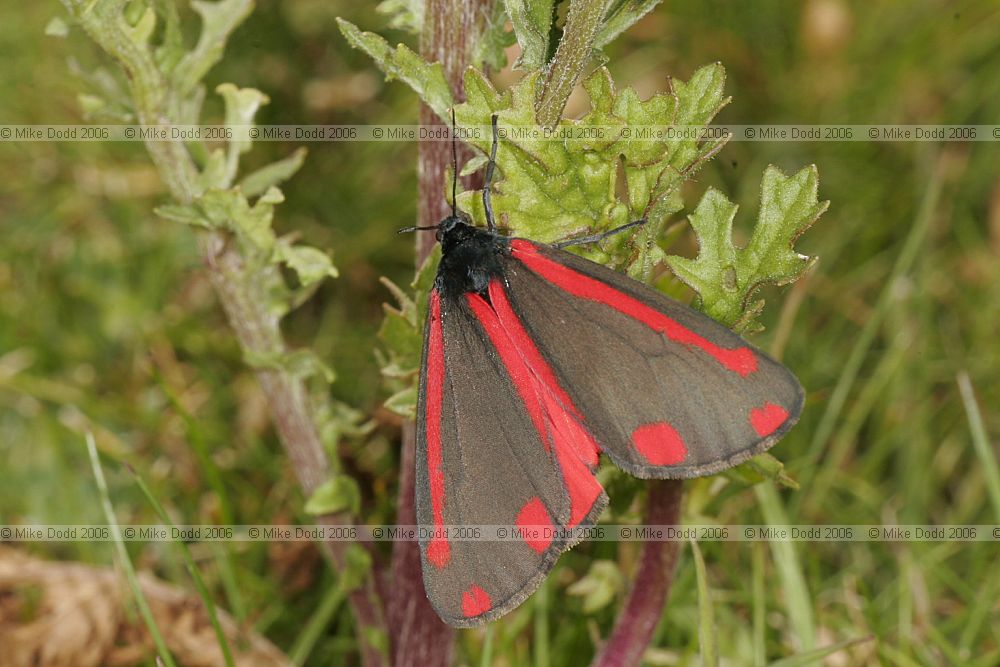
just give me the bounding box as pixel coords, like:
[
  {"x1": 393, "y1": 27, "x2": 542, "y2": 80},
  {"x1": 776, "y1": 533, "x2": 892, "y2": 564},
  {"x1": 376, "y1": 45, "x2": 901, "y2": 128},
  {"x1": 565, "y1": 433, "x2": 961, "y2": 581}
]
[
  {"x1": 415, "y1": 289, "x2": 608, "y2": 627},
  {"x1": 500, "y1": 240, "x2": 803, "y2": 479}
]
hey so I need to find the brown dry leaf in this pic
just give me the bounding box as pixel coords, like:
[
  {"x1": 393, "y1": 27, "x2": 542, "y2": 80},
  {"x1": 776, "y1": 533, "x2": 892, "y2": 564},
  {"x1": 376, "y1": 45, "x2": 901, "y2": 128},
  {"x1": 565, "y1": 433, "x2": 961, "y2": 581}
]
[{"x1": 0, "y1": 547, "x2": 291, "y2": 667}]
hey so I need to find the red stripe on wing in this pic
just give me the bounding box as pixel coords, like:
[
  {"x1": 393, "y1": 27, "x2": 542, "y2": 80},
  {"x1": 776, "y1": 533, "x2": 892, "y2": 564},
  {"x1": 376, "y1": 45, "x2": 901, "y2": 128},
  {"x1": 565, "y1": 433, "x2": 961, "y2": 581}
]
[
  {"x1": 467, "y1": 284, "x2": 603, "y2": 527},
  {"x1": 511, "y1": 240, "x2": 758, "y2": 377},
  {"x1": 487, "y1": 281, "x2": 595, "y2": 464},
  {"x1": 424, "y1": 292, "x2": 450, "y2": 568}
]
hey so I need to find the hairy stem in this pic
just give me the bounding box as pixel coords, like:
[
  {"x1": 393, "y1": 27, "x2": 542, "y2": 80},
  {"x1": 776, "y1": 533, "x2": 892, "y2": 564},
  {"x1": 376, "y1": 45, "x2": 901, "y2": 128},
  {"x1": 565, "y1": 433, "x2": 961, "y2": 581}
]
[
  {"x1": 536, "y1": 0, "x2": 609, "y2": 127},
  {"x1": 591, "y1": 480, "x2": 684, "y2": 667},
  {"x1": 65, "y1": 2, "x2": 388, "y2": 664}
]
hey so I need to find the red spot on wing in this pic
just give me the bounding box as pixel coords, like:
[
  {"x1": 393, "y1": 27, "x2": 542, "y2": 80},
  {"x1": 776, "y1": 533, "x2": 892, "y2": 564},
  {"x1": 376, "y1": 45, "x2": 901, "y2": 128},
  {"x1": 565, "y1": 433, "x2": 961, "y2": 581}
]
[
  {"x1": 749, "y1": 403, "x2": 789, "y2": 437},
  {"x1": 467, "y1": 284, "x2": 603, "y2": 527},
  {"x1": 461, "y1": 585, "x2": 492, "y2": 617},
  {"x1": 631, "y1": 422, "x2": 688, "y2": 466},
  {"x1": 511, "y1": 240, "x2": 758, "y2": 377},
  {"x1": 516, "y1": 497, "x2": 554, "y2": 553},
  {"x1": 424, "y1": 292, "x2": 450, "y2": 568}
]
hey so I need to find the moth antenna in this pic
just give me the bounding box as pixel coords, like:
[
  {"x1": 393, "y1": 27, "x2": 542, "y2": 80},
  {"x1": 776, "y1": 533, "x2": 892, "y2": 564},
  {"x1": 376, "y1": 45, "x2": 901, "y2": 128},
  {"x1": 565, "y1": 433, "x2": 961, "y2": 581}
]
[
  {"x1": 450, "y1": 107, "x2": 458, "y2": 217},
  {"x1": 397, "y1": 225, "x2": 440, "y2": 234},
  {"x1": 483, "y1": 114, "x2": 498, "y2": 232}
]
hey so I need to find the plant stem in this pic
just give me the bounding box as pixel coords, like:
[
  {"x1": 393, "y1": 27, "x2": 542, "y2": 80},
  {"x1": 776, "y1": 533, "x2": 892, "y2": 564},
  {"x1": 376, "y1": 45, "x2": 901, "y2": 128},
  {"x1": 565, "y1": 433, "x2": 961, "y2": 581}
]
[
  {"x1": 591, "y1": 480, "x2": 683, "y2": 667},
  {"x1": 66, "y1": 3, "x2": 388, "y2": 665},
  {"x1": 536, "y1": 0, "x2": 609, "y2": 127},
  {"x1": 414, "y1": 0, "x2": 491, "y2": 261}
]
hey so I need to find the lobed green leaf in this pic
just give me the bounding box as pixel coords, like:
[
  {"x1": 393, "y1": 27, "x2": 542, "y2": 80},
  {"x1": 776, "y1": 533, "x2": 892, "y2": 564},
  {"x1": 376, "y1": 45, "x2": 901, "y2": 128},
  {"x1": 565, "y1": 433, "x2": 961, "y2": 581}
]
[
  {"x1": 336, "y1": 18, "x2": 454, "y2": 119},
  {"x1": 273, "y1": 239, "x2": 339, "y2": 287},
  {"x1": 475, "y1": 2, "x2": 517, "y2": 71},
  {"x1": 667, "y1": 165, "x2": 827, "y2": 331},
  {"x1": 244, "y1": 347, "x2": 336, "y2": 384},
  {"x1": 504, "y1": 0, "x2": 556, "y2": 69},
  {"x1": 172, "y1": 0, "x2": 253, "y2": 97},
  {"x1": 239, "y1": 147, "x2": 308, "y2": 198},
  {"x1": 217, "y1": 83, "x2": 269, "y2": 188}
]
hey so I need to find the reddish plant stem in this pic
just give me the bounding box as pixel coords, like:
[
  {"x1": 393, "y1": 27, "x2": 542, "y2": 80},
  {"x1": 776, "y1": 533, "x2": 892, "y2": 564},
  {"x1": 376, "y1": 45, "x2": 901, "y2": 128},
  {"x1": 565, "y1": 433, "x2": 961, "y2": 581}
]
[
  {"x1": 389, "y1": 2, "x2": 492, "y2": 665},
  {"x1": 591, "y1": 480, "x2": 684, "y2": 667},
  {"x1": 206, "y1": 243, "x2": 389, "y2": 667},
  {"x1": 413, "y1": 0, "x2": 488, "y2": 263}
]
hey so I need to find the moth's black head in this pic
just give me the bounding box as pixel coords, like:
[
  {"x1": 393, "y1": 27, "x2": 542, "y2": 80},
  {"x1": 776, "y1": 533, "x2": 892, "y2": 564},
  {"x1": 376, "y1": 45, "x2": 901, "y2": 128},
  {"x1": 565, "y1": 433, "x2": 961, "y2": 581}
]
[
  {"x1": 436, "y1": 212, "x2": 488, "y2": 255},
  {"x1": 434, "y1": 214, "x2": 508, "y2": 299},
  {"x1": 435, "y1": 213, "x2": 468, "y2": 244}
]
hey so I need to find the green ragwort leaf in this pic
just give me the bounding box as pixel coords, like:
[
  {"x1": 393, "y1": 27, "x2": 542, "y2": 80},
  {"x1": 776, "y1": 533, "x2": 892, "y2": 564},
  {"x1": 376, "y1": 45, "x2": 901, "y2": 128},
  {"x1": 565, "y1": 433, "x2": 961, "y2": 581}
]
[
  {"x1": 239, "y1": 147, "x2": 308, "y2": 198},
  {"x1": 666, "y1": 165, "x2": 827, "y2": 331},
  {"x1": 504, "y1": 0, "x2": 556, "y2": 69},
  {"x1": 172, "y1": 0, "x2": 254, "y2": 97},
  {"x1": 305, "y1": 474, "x2": 362, "y2": 515},
  {"x1": 337, "y1": 18, "x2": 454, "y2": 118},
  {"x1": 273, "y1": 239, "x2": 339, "y2": 286},
  {"x1": 451, "y1": 63, "x2": 728, "y2": 283},
  {"x1": 377, "y1": 249, "x2": 441, "y2": 417},
  {"x1": 567, "y1": 560, "x2": 625, "y2": 613},
  {"x1": 595, "y1": 1, "x2": 663, "y2": 51}
]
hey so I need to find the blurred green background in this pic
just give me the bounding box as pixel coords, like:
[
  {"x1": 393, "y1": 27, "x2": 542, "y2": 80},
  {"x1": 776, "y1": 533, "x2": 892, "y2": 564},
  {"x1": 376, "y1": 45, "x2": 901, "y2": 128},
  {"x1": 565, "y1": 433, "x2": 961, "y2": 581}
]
[{"x1": 1, "y1": 0, "x2": 998, "y2": 665}]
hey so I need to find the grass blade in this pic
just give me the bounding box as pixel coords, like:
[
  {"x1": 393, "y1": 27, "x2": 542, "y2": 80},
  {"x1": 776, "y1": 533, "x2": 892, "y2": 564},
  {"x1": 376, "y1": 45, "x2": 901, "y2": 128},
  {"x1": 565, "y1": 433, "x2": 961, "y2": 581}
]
[
  {"x1": 752, "y1": 541, "x2": 766, "y2": 667},
  {"x1": 768, "y1": 635, "x2": 874, "y2": 667},
  {"x1": 534, "y1": 575, "x2": 550, "y2": 667},
  {"x1": 755, "y1": 483, "x2": 815, "y2": 651},
  {"x1": 289, "y1": 579, "x2": 348, "y2": 665},
  {"x1": 956, "y1": 371, "x2": 1000, "y2": 521},
  {"x1": 690, "y1": 538, "x2": 718, "y2": 667},
  {"x1": 797, "y1": 160, "x2": 943, "y2": 496},
  {"x1": 479, "y1": 625, "x2": 495, "y2": 667},
  {"x1": 86, "y1": 432, "x2": 177, "y2": 667},
  {"x1": 126, "y1": 465, "x2": 235, "y2": 667}
]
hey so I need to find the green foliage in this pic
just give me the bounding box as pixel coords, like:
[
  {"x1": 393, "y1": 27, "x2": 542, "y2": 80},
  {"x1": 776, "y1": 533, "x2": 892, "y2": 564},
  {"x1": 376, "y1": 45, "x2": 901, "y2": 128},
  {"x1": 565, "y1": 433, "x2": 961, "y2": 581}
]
[
  {"x1": 505, "y1": 0, "x2": 665, "y2": 69},
  {"x1": 341, "y1": 543, "x2": 374, "y2": 592},
  {"x1": 172, "y1": 0, "x2": 254, "y2": 98},
  {"x1": 238, "y1": 147, "x2": 308, "y2": 198},
  {"x1": 566, "y1": 560, "x2": 624, "y2": 613},
  {"x1": 341, "y1": 13, "x2": 818, "y2": 427},
  {"x1": 375, "y1": 0, "x2": 423, "y2": 34},
  {"x1": 454, "y1": 64, "x2": 728, "y2": 283},
  {"x1": 504, "y1": 0, "x2": 557, "y2": 69},
  {"x1": 67, "y1": 0, "x2": 345, "y2": 394},
  {"x1": 305, "y1": 474, "x2": 362, "y2": 515},
  {"x1": 476, "y1": 2, "x2": 519, "y2": 72},
  {"x1": 453, "y1": 66, "x2": 725, "y2": 242},
  {"x1": 690, "y1": 538, "x2": 719, "y2": 667},
  {"x1": 336, "y1": 18, "x2": 454, "y2": 118},
  {"x1": 667, "y1": 166, "x2": 828, "y2": 332},
  {"x1": 377, "y1": 249, "x2": 440, "y2": 417},
  {"x1": 595, "y1": 1, "x2": 663, "y2": 51}
]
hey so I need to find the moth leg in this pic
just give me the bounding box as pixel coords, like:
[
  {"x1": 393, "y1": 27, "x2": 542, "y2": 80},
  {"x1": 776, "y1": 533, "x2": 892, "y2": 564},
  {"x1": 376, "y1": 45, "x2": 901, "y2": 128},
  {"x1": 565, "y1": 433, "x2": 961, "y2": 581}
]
[{"x1": 553, "y1": 219, "x2": 647, "y2": 249}]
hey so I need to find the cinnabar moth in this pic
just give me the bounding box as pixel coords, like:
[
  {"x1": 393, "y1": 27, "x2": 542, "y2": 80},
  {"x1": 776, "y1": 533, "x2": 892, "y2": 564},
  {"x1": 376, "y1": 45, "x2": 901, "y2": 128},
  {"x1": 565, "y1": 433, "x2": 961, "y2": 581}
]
[{"x1": 411, "y1": 114, "x2": 803, "y2": 627}]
